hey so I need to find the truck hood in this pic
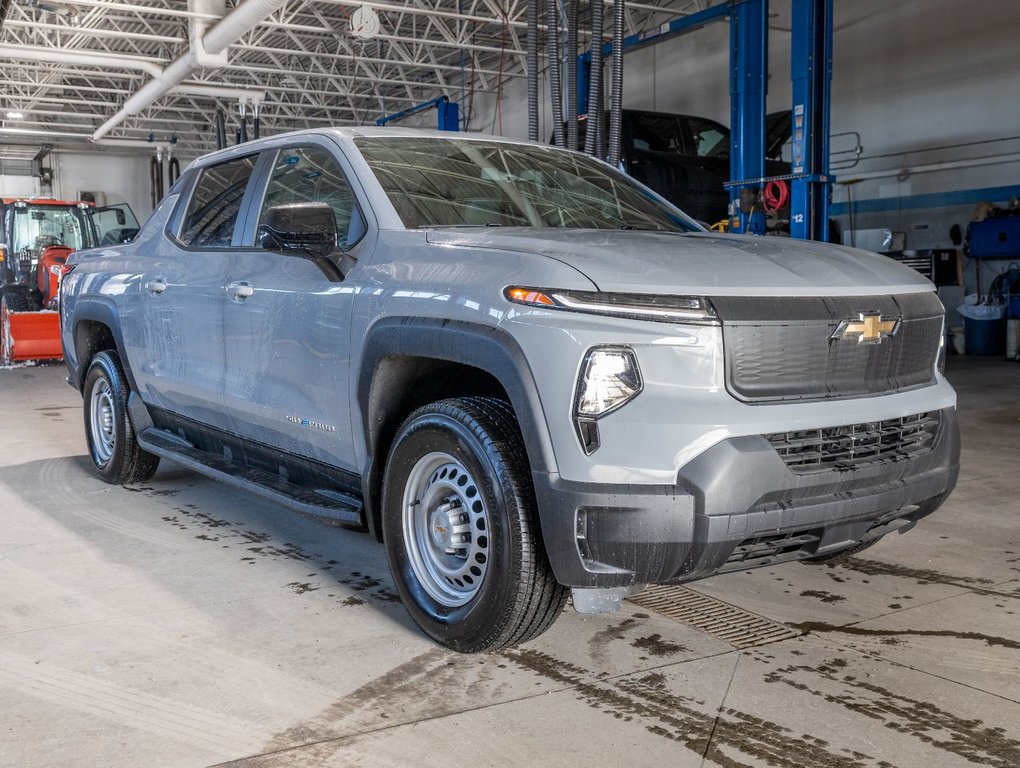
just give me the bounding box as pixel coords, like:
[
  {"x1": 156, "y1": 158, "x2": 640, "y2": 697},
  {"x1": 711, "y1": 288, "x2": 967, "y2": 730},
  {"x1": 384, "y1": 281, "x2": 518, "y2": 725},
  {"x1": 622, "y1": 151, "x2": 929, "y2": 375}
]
[{"x1": 424, "y1": 228, "x2": 932, "y2": 296}]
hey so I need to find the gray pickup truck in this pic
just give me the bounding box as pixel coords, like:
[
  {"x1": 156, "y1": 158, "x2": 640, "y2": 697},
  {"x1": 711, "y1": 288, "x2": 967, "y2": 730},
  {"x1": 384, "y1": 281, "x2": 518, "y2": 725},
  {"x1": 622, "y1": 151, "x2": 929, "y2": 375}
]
[{"x1": 60, "y1": 128, "x2": 959, "y2": 652}]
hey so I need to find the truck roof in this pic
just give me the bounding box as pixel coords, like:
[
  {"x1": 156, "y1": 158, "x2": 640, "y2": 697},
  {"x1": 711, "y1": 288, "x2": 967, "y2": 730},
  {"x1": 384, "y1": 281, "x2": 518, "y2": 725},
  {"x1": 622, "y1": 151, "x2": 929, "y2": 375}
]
[{"x1": 1, "y1": 197, "x2": 94, "y2": 207}]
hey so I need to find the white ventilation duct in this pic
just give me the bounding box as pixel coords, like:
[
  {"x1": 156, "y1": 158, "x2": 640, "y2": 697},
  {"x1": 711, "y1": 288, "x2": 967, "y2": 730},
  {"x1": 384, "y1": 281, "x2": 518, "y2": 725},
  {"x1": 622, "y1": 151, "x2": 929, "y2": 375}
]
[
  {"x1": 91, "y1": 0, "x2": 286, "y2": 142},
  {"x1": 0, "y1": 45, "x2": 164, "y2": 77},
  {"x1": 168, "y1": 84, "x2": 267, "y2": 107}
]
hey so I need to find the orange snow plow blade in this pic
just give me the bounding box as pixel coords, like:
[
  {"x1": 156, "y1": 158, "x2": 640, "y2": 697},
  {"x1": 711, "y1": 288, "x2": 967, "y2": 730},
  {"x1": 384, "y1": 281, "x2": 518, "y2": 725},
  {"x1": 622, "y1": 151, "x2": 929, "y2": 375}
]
[{"x1": 3, "y1": 310, "x2": 62, "y2": 363}]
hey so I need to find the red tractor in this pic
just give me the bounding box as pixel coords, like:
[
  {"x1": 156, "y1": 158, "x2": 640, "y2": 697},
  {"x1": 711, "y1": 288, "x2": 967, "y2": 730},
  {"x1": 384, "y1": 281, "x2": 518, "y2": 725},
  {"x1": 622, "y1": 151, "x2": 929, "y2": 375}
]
[{"x1": 0, "y1": 198, "x2": 138, "y2": 365}]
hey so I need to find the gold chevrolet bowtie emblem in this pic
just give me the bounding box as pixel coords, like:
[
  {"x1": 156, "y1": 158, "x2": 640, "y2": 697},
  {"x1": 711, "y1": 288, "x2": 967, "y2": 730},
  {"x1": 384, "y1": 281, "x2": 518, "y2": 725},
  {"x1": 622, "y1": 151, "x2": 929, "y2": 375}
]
[{"x1": 831, "y1": 313, "x2": 900, "y2": 344}]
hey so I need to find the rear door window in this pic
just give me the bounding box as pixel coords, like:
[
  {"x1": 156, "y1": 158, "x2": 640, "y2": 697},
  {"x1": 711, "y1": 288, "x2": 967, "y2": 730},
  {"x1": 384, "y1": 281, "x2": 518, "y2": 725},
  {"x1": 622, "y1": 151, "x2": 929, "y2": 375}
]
[{"x1": 180, "y1": 155, "x2": 258, "y2": 247}]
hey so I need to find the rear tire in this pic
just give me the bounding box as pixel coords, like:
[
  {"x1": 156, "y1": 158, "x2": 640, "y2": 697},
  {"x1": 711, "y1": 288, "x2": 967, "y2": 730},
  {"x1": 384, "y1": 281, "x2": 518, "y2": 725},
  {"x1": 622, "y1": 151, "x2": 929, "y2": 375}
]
[
  {"x1": 83, "y1": 350, "x2": 160, "y2": 484},
  {"x1": 1, "y1": 290, "x2": 32, "y2": 365},
  {"x1": 382, "y1": 397, "x2": 567, "y2": 652}
]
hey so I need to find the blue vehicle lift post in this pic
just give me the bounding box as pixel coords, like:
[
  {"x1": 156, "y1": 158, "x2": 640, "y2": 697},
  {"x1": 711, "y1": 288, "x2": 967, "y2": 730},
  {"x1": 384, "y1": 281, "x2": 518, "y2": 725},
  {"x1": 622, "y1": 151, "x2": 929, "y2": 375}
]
[
  {"x1": 576, "y1": 0, "x2": 834, "y2": 241},
  {"x1": 789, "y1": 0, "x2": 833, "y2": 240},
  {"x1": 728, "y1": 0, "x2": 768, "y2": 235},
  {"x1": 375, "y1": 96, "x2": 460, "y2": 131}
]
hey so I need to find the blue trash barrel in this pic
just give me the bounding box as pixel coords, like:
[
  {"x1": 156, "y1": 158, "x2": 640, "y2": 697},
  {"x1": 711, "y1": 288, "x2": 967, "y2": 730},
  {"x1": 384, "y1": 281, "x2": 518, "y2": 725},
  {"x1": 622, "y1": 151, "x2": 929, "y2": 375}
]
[{"x1": 964, "y1": 317, "x2": 1006, "y2": 356}]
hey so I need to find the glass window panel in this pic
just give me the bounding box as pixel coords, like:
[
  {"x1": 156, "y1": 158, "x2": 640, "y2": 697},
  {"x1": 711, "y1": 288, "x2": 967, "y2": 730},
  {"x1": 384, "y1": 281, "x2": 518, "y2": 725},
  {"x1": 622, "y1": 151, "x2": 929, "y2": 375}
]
[{"x1": 181, "y1": 155, "x2": 257, "y2": 247}]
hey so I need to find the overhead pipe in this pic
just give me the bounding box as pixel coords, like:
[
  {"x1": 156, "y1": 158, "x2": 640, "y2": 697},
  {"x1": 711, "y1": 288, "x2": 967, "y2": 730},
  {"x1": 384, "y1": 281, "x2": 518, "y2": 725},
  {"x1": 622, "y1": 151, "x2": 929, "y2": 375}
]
[
  {"x1": 238, "y1": 102, "x2": 249, "y2": 144},
  {"x1": 169, "y1": 84, "x2": 267, "y2": 103},
  {"x1": 565, "y1": 0, "x2": 579, "y2": 150},
  {"x1": 546, "y1": 0, "x2": 563, "y2": 147},
  {"x1": 92, "y1": 0, "x2": 288, "y2": 142},
  {"x1": 2, "y1": 19, "x2": 184, "y2": 45},
  {"x1": 526, "y1": 0, "x2": 539, "y2": 141},
  {"x1": 606, "y1": 0, "x2": 626, "y2": 167},
  {"x1": 215, "y1": 109, "x2": 227, "y2": 150},
  {"x1": 149, "y1": 155, "x2": 164, "y2": 209},
  {"x1": 584, "y1": 0, "x2": 605, "y2": 157},
  {"x1": 0, "y1": 44, "x2": 164, "y2": 76}
]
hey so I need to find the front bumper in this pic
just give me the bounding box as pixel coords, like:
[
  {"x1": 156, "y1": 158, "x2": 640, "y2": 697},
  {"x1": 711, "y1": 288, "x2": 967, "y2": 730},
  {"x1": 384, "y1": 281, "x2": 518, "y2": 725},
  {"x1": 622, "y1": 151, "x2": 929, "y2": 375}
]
[{"x1": 533, "y1": 406, "x2": 960, "y2": 588}]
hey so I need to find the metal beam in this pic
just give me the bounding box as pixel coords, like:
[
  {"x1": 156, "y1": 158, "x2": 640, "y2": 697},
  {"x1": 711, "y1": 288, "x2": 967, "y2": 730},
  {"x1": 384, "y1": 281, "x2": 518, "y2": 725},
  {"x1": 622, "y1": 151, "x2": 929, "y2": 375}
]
[
  {"x1": 789, "y1": 0, "x2": 833, "y2": 241},
  {"x1": 728, "y1": 0, "x2": 768, "y2": 235}
]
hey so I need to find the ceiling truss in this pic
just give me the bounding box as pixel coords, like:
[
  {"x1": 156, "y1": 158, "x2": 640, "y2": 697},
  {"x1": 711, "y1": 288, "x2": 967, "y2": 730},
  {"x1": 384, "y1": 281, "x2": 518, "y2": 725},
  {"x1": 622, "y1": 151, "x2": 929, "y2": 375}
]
[{"x1": 1, "y1": 0, "x2": 723, "y2": 155}]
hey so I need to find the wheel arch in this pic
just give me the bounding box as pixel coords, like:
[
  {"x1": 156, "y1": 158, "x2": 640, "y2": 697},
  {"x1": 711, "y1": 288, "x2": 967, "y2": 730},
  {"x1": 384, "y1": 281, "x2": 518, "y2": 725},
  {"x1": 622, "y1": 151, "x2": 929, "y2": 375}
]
[
  {"x1": 67, "y1": 298, "x2": 132, "y2": 392},
  {"x1": 357, "y1": 317, "x2": 557, "y2": 541}
]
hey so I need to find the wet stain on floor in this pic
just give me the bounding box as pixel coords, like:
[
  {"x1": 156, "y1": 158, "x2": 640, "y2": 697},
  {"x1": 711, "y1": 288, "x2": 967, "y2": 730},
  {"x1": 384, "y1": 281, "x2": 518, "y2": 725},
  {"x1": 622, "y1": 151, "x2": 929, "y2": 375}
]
[
  {"x1": 156, "y1": 505, "x2": 402, "y2": 607},
  {"x1": 630, "y1": 634, "x2": 687, "y2": 657},
  {"x1": 799, "y1": 589, "x2": 847, "y2": 604},
  {"x1": 764, "y1": 658, "x2": 1020, "y2": 767},
  {"x1": 790, "y1": 620, "x2": 1020, "y2": 650},
  {"x1": 505, "y1": 649, "x2": 878, "y2": 768},
  {"x1": 836, "y1": 557, "x2": 993, "y2": 587}
]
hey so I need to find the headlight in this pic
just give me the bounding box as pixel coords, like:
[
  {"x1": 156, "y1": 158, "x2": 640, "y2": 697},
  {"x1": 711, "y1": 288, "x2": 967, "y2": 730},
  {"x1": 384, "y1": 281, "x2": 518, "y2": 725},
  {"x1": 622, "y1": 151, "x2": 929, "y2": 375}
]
[
  {"x1": 937, "y1": 319, "x2": 947, "y2": 375},
  {"x1": 573, "y1": 346, "x2": 642, "y2": 454},
  {"x1": 505, "y1": 287, "x2": 718, "y2": 325}
]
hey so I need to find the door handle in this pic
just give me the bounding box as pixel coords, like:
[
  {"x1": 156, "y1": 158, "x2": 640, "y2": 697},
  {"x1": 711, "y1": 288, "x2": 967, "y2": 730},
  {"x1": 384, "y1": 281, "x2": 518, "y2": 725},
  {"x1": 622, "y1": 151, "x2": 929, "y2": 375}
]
[
  {"x1": 145, "y1": 278, "x2": 167, "y2": 294},
  {"x1": 225, "y1": 282, "x2": 254, "y2": 302}
]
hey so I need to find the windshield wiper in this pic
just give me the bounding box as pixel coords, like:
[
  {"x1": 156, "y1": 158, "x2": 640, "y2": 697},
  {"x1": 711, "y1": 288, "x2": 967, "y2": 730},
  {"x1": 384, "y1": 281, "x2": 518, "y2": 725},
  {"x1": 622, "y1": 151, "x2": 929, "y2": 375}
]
[{"x1": 618, "y1": 224, "x2": 667, "y2": 231}]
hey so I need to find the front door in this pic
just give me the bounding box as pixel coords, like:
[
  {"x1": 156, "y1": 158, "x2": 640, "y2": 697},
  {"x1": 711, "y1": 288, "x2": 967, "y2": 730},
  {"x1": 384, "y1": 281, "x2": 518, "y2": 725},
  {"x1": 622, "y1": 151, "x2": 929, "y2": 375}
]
[{"x1": 219, "y1": 143, "x2": 368, "y2": 472}]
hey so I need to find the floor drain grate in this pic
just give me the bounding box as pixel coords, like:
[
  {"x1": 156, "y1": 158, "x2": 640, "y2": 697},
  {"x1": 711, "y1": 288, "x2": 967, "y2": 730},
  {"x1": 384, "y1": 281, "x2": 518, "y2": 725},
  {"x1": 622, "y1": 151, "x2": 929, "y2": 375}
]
[{"x1": 628, "y1": 585, "x2": 801, "y2": 649}]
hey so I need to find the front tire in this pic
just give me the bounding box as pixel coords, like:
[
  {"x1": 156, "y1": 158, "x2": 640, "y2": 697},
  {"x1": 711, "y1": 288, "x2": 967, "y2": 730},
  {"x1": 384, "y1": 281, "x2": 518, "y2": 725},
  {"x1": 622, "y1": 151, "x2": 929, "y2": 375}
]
[
  {"x1": 382, "y1": 397, "x2": 567, "y2": 652},
  {"x1": 83, "y1": 350, "x2": 160, "y2": 484}
]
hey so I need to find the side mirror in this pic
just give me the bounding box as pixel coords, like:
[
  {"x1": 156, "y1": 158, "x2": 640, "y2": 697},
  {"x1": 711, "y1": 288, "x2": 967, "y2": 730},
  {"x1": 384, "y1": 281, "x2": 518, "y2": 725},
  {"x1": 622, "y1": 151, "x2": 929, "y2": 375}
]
[{"x1": 257, "y1": 202, "x2": 338, "y2": 259}]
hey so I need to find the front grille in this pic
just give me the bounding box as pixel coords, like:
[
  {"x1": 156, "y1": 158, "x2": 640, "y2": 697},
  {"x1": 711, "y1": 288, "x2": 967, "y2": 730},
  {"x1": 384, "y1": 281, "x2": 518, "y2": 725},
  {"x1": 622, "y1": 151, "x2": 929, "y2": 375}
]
[
  {"x1": 766, "y1": 412, "x2": 940, "y2": 473},
  {"x1": 712, "y1": 293, "x2": 944, "y2": 402}
]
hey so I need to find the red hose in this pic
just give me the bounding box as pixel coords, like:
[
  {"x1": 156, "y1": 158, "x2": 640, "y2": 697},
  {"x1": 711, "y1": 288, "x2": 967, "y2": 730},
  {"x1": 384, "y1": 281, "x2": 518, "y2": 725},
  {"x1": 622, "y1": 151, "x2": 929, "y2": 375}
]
[{"x1": 762, "y1": 180, "x2": 789, "y2": 213}]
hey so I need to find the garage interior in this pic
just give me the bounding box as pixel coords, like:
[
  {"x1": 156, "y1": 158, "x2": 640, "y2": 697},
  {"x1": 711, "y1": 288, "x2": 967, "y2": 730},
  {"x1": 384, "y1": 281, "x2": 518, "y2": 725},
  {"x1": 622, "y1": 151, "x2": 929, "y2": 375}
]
[{"x1": 2, "y1": 1, "x2": 1019, "y2": 766}]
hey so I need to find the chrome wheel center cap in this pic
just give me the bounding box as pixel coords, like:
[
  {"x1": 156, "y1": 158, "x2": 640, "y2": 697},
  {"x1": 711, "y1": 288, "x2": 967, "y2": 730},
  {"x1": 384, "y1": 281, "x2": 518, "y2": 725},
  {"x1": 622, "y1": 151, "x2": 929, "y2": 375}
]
[{"x1": 430, "y1": 505, "x2": 456, "y2": 551}]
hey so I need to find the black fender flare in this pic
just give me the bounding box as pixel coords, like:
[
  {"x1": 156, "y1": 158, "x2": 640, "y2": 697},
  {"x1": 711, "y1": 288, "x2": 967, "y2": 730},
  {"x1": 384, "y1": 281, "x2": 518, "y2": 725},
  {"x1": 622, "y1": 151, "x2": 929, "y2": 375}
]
[
  {"x1": 357, "y1": 317, "x2": 558, "y2": 539},
  {"x1": 66, "y1": 297, "x2": 133, "y2": 392}
]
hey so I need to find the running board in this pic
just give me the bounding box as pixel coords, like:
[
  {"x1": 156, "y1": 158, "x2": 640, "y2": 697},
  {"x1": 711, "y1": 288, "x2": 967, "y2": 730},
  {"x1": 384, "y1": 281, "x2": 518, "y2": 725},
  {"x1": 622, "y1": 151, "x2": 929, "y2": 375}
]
[{"x1": 136, "y1": 428, "x2": 363, "y2": 527}]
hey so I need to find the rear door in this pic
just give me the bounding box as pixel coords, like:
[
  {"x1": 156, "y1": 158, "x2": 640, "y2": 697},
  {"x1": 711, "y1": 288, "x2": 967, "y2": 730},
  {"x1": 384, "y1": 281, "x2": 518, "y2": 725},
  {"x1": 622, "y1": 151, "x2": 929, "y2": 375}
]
[
  {"x1": 123, "y1": 153, "x2": 262, "y2": 430},
  {"x1": 218, "y1": 140, "x2": 369, "y2": 471}
]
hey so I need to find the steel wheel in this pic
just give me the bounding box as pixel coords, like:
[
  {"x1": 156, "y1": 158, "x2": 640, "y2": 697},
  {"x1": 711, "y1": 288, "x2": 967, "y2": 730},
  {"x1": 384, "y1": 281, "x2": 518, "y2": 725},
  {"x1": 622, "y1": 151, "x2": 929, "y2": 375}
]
[
  {"x1": 402, "y1": 451, "x2": 490, "y2": 607},
  {"x1": 89, "y1": 377, "x2": 116, "y2": 466},
  {"x1": 382, "y1": 397, "x2": 568, "y2": 652},
  {"x1": 82, "y1": 349, "x2": 160, "y2": 484}
]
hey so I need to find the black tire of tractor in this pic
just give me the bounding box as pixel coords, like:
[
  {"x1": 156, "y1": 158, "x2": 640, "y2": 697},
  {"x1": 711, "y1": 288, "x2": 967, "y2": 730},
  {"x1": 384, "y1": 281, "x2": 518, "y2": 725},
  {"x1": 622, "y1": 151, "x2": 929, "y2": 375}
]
[
  {"x1": 1, "y1": 289, "x2": 32, "y2": 365},
  {"x1": 382, "y1": 397, "x2": 568, "y2": 653},
  {"x1": 82, "y1": 350, "x2": 160, "y2": 484}
]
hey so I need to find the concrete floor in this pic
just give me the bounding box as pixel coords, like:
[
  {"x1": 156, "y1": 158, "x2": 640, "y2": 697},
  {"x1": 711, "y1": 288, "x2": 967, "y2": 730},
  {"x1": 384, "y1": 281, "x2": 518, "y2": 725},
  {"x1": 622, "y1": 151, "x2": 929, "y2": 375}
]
[{"x1": 0, "y1": 357, "x2": 1018, "y2": 768}]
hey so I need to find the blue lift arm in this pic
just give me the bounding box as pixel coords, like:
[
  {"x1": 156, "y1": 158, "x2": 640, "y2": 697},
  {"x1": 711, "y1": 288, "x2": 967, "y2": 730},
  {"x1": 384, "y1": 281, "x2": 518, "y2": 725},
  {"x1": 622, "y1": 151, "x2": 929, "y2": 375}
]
[{"x1": 376, "y1": 96, "x2": 460, "y2": 131}]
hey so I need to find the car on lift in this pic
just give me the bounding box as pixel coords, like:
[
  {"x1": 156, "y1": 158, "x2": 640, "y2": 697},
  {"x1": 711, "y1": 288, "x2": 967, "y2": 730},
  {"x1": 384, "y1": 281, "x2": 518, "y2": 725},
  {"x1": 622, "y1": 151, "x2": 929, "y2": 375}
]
[
  {"x1": 570, "y1": 109, "x2": 791, "y2": 223},
  {"x1": 60, "y1": 129, "x2": 959, "y2": 652},
  {"x1": 0, "y1": 198, "x2": 138, "y2": 364}
]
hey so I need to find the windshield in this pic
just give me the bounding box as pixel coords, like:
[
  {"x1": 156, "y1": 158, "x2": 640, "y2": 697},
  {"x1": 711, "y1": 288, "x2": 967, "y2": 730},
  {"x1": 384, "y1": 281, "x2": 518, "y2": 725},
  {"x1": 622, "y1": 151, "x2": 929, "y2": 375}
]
[
  {"x1": 10, "y1": 204, "x2": 96, "y2": 254},
  {"x1": 355, "y1": 137, "x2": 698, "y2": 232}
]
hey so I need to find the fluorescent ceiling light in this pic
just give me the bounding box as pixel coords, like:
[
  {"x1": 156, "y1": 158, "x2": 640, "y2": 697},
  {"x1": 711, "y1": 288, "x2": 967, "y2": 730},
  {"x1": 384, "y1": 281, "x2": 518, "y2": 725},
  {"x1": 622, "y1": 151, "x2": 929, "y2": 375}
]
[{"x1": 5, "y1": 111, "x2": 24, "y2": 119}]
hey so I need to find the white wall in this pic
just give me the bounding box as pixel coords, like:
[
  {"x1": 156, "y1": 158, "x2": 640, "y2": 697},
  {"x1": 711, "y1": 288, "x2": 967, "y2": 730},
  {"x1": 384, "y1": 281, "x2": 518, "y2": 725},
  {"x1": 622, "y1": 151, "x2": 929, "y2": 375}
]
[
  {"x1": 52, "y1": 152, "x2": 155, "y2": 221},
  {"x1": 0, "y1": 175, "x2": 39, "y2": 198}
]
